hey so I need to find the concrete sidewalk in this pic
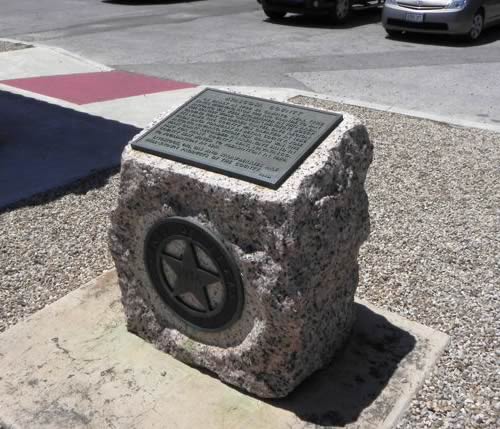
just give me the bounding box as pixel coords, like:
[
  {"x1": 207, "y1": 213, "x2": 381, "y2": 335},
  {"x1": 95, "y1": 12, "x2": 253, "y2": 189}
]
[
  {"x1": 4, "y1": 39, "x2": 500, "y2": 133},
  {"x1": 0, "y1": 43, "x2": 326, "y2": 208},
  {"x1": 0, "y1": 41, "x2": 199, "y2": 208},
  {"x1": 0, "y1": 43, "x2": 110, "y2": 80},
  {"x1": 0, "y1": 42, "x2": 316, "y2": 128},
  {"x1": 0, "y1": 40, "x2": 200, "y2": 125}
]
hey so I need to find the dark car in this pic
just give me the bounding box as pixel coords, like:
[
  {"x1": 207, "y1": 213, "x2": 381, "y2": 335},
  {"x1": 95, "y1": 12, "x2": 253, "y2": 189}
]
[{"x1": 258, "y1": 0, "x2": 380, "y2": 23}]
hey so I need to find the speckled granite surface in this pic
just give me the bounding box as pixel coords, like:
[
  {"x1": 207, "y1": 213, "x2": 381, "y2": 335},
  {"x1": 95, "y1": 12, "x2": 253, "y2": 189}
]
[{"x1": 109, "y1": 89, "x2": 373, "y2": 398}]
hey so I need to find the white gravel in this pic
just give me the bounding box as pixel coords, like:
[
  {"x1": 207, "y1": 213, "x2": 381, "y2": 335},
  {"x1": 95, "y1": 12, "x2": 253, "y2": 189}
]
[
  {"x1": 0, "y1": 98, "x2": 498, "y2": 428},
  {"x1": 0, "y1": 169, "x2": 120, "y2": 333}
]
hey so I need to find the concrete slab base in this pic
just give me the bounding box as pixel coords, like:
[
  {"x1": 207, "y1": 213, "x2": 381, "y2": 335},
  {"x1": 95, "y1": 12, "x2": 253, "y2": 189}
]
[{"x1": 0, "y1": 271, "x2": 448, "y2": 429}]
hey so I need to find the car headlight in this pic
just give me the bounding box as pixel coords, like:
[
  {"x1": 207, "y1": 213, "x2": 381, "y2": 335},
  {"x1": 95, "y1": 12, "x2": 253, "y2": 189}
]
[{"x1": 446, "y1": 0, "x2": 467, "y2": 9}]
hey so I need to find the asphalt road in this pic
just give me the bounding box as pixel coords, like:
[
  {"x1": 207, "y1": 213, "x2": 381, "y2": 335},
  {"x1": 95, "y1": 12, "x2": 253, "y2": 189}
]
[{"x1": 1, "y1": 0, "x2": 499, "y2": 129}]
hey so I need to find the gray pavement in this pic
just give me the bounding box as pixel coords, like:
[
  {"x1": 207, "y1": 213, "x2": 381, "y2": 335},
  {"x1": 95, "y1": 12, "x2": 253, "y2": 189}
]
[{"x1": 1, "y1": 0, "x2": 499, "y2": 128}]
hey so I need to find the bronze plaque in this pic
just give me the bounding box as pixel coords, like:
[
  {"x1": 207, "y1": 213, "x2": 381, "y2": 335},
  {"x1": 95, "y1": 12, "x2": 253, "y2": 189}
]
[{"x1": 132, "y1": 88, "x2": 343, "y2": 189}]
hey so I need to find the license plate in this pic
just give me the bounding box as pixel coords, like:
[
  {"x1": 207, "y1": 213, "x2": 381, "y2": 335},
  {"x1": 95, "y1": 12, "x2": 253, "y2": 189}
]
[{"x1": 405, "y1": 13, "x2": 424, "y2": 23}]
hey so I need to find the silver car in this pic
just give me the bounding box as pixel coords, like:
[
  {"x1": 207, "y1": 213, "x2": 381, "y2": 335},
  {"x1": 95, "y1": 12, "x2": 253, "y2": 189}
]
[{"x1": 382, "y1": 0, "x2": 500, "y2": 40}]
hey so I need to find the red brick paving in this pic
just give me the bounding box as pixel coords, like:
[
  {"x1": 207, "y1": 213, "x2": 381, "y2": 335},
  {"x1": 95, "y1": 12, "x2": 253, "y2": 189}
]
[{"x1": 1, "y1": 71, "x2": 196, "y2": 105}]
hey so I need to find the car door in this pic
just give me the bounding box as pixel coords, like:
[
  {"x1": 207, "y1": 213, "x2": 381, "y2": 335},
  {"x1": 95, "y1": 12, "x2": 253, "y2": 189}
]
[{"x1": 483, "y1": 0, "x2": 500, "y2": 23}]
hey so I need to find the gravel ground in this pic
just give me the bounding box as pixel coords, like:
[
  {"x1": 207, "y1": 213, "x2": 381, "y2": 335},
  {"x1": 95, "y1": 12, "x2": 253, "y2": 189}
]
[
  {"x1": 1, "y1": 99, "x2": 498, "y2": 428},
  {"x1": 0, "y1": 169, "x2": 120, "y2": 333},
  {"x1": 293, "y1": 96, "x2": 500, "y2": 429},
  {"x1": 0, "y1": 40, "x2": 31, "y2": 53}
]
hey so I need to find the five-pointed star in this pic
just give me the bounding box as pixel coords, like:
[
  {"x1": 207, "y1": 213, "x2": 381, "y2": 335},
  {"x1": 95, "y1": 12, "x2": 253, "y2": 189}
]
[{"x1": 162, "y1": 240, "x2": 220, "y2": 312}]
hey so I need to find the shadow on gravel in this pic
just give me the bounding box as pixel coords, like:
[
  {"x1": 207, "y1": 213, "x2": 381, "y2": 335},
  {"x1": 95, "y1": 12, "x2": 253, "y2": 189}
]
[
  {"x1": 0, "y1": 90, "x2": 140, "y2": 211},
  {"x1": 385, "y1": 24, "x2": 500, "y2": 47},
  {"x1": 190, "y1": 303, "x2": 416, "y2": 427},
  {"x1": 264, "y1": 8, "x2": 382, "y2": 30},
  {"x1": 0, "y1": 166, "x2": 121, "y2": 215}
]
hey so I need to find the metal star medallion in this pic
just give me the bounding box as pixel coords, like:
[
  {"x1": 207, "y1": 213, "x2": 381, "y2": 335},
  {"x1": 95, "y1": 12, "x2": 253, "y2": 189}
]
[
  {"x1": 145, "y1": 217, "x2": 244, "y2": 331},
  {"x1": 162, "y1": 240, "x2": 220, "y2": 312}
]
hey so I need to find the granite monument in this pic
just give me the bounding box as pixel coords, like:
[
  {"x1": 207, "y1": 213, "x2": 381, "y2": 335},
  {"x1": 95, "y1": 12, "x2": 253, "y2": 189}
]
[{"x1": 109, "y1": 88, "x2": 373, "y2": 398}]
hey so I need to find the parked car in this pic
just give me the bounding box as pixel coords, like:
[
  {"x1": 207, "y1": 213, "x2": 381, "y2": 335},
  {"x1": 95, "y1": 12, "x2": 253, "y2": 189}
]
[
  {"x1": 382, "y1": 0, "x2": 500, "y2": 41},
  {"x1": 258, "y1": 0, "x2": 384, "y2": 24}
]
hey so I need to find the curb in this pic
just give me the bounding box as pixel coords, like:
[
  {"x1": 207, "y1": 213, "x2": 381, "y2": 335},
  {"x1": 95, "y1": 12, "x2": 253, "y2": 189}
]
[
  {"x1": 0, "y1": 37, "x2": 111, "y2": 72},
  {"x1": 198, "y1": 85, "x2": 500, "y2": 135},
  {"x1": 308, "y1": 92, "x2": 500, "y2": 134},
  {"x1": 1, "y1": 38, "x2": 498, "y2": 134},
  {"x1": 44, "y1": 46, "x2": 112, "y2": 72}
]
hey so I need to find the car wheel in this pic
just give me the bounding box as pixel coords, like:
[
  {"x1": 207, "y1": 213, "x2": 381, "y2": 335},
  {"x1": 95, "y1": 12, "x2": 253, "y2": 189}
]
[
  {"x1": 263, "y1": 8, "x2": 286, "y2": 20},
  {"x1": 329, "y1": 0, "x2": 350, "y2": 24},
  {"x1": 386, "y1": 29, "x2": 404, "y2": 38},
  {"x1": 466, "y1": 11, "x2": 484, "y2": 41}
]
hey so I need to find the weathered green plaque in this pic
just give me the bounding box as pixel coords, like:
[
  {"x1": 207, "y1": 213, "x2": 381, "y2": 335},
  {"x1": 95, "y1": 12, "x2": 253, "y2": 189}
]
[{"x1": 131, "y1": 88, "x2": 343, "y2": 189}]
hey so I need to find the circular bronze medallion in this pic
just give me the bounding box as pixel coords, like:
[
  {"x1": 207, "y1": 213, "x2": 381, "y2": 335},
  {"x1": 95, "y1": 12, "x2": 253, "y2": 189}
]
[{"x1": 144, "y1": 217, "x2": 244, "y2": 331}]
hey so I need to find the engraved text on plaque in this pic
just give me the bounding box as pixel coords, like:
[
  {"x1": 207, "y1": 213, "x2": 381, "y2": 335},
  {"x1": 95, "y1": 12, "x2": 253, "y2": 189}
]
[{"x1": 132, "y1": 89, "x2": 343, "y2": 189}]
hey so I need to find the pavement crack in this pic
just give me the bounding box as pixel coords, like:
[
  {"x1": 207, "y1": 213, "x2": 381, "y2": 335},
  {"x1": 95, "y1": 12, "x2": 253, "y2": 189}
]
[
  {"x1": 51, "y1": 337, "x2": 75, "y2": 360},
  {"x1": 50, "y1": 337, "x2": 101, "y2": 364}
]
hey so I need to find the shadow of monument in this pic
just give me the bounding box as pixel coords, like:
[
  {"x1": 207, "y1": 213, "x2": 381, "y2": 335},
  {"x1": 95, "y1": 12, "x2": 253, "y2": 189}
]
[
  {"x1": 192, "y1": 303, "x2": 417, "y2": 426},
  {"x1": 0, "y1": 90, "x2": 139, "y2": 211},
  {"x1": 267, "y1": 303, "x2": 416, "y2": 426}
]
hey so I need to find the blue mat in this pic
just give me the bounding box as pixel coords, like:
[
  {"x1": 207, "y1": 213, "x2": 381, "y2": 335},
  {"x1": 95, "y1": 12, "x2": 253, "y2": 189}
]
[{"x1": 0, "y1": 90, "x2": 140, "y2": 209}]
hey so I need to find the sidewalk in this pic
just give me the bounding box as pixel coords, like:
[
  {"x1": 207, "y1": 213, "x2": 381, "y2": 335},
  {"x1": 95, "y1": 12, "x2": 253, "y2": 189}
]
[
  {"x1": 0, "y1": 42, "x2": 199, "y2": 208},
  {"x1": 0, "y1": 42, "x2": 313, "y2": 208},
  {"x1": 3, "y1": 41, "x2": 498, "y2": 210}
]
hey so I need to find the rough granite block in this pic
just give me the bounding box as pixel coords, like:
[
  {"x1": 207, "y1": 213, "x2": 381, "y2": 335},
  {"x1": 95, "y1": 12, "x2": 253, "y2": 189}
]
[{"x1": 109, "y1": 92, "x2": 373, "y2": 398}]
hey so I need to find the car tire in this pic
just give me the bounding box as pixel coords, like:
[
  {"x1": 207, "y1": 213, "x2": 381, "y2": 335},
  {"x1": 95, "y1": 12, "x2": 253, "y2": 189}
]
[
  {"x1": 263, "y1": 8, "x2": 286, "y2": 20},
  {"x1": 465, "y1": 11, "x2": 484, "y2": 42},
  {"x1": 386, "y1": 29, "x2": 404, "y2": 38},
  {"x1": 329, "y1": 0, "x2": 351, "y2": 24}
]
